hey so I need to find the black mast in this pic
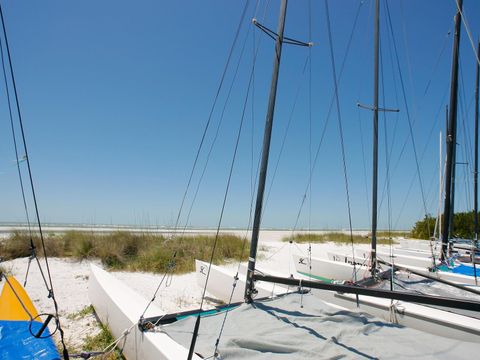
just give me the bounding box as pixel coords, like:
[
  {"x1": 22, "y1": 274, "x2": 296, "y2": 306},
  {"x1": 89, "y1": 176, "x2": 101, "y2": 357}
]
[
  {"x1": 474, "y1": 40, "x2": 479, "y2": 246},
  {"x1": 370, "y1": 0, "x2": 380, "y2": 275},
  {"x1": 245, "y1": 0, "x2": 288, "y2": 303},
  {"x1": 441, "y1": 0, "x2": 463, "y2": 261}
]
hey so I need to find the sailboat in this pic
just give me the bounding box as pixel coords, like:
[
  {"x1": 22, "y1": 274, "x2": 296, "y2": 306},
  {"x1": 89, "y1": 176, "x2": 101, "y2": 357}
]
[
  {"x1": 89, "y1": 1, "x2": 480, "y2": 358},
  {"x1": 198, "y1": 0, "x2": 480, "y2": 342}
]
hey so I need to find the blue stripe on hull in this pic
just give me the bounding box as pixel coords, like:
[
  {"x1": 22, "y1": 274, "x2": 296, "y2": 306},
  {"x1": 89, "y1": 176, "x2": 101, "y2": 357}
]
[{"x1": 0, "y1": 320, "x2": 60, "y2": 360}]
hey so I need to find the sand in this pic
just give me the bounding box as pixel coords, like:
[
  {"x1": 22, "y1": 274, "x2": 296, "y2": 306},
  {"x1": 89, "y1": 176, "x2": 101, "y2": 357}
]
[{"x1": 0, "y1": 232, "x2": 418, "y2": 353}]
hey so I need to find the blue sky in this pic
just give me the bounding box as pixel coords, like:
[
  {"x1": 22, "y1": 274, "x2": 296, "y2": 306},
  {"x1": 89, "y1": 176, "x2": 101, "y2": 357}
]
[{"x1": 0, "y1": 0, "x2": 479, "y2": 230}]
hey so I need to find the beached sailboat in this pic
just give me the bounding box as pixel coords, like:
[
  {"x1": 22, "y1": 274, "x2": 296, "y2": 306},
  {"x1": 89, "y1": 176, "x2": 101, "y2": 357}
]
[
  {"x1": 90, "y1": 1, "x2": 480, "y2": 358},
  {"x1": 294, "y1": 0, "x2": 479, "y2": 284}
]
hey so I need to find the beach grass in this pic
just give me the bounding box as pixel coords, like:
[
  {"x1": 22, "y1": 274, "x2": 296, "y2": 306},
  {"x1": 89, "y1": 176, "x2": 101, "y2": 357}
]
[
  {"x1": 283, "y1": 232, "x2": 397, "y2": 245},
  {"x1": 83, "y1": 323, "x2": 122, "y2": 360},
  {"x1": 0, "y1": 230, "x2": 248, "y2": 274},
  {"x1": 375, "y1": 230, "x2": 410, "y2": 238}
]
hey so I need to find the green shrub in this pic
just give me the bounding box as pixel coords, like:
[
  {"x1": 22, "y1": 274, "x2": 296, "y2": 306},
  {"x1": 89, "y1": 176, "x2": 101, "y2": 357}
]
[{"x1": 410, "y1": 212, "x2": 478, "y2": 240}]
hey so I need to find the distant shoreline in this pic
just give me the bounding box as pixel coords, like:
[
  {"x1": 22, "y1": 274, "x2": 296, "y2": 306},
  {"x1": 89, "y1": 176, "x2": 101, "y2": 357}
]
[{"x1": 0, "y1": 223, "x2": 409, "y2": 233}]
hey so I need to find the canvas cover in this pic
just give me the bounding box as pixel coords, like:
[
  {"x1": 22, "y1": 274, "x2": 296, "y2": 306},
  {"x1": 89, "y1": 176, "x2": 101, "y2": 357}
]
[{"x1": 163, "y1": 291, "x2": 479, "y2": 359}]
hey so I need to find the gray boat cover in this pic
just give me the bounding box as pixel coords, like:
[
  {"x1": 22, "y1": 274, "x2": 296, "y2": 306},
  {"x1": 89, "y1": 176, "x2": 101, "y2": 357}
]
[{"x1": 162, "y1": 292, "x2": 479, "y2": 359}]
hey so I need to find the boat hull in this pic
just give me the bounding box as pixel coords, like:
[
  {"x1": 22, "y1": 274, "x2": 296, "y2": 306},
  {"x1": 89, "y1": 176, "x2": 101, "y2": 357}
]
[
  {"x1": 88, "y1": 264, "x2": 200, "y2": 360},
  {"x1": 195, "y1": 260, "x2": 288, "y2": 303},
  {"x1": 293, "y1": 254, "x2": 480, "y2": 341}
]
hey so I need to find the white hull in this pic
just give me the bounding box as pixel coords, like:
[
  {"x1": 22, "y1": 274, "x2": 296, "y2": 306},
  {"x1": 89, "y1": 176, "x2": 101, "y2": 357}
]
[
  {"x1": 195, "y1": 260, "x2": 288, "y2": 303},
  {"x1": 401, "y1": 241, "x2": 439, "y2": 251},
  {"x1": 354, "y1": 248, "x2": 436, "y2": 268},
  {"x1": 293, "y1": 254, "x2": 371, "y2": 282},
  {"x1": 393, "y1": 247, "x2": 438, "y2": 259},
  {"x1": 88, "y1": 264, "x2": 201, "y2": 360}
]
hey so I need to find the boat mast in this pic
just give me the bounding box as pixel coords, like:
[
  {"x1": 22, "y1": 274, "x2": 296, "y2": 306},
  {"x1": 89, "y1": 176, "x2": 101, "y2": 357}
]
[
  {"x1": 245, "y1": 0, "x2": 288, "y2": 303},
  {"x1": 370, "y1": 0, "x2": 380, "y2": 275},
  {"x1": 441, "y1": 0, "x2": 463, "y2": 261},
  {"x1": 474, "y1": 40, "x2": 479, "y2": 246}
]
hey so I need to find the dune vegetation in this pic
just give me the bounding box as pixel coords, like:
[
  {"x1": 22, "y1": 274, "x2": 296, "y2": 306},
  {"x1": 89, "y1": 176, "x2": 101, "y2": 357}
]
[
  {"x1": 0, "y1": 230, "x2": 248, "y2": 274},
  {"x1": 282, "y1": 232, "x2": 400, "y2": 245}
]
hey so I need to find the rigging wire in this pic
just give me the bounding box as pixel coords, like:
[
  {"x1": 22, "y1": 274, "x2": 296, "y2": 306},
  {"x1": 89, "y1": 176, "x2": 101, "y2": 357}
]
[
  {"x1": 140, "y1": 4, "x2": 270, "y2": 335},
  {"x1": 357, "y1": 107, "x2": 371, "y2": 225},
  {"x1": 308, "y1": 0, "x2": 313, "y2": 278},
  {"x1": 188, "y1": 20, "x2": 258, "y2": 358},
  {"x1": 181, "y1": 0, "x2": 273, "y2": 238},
  {"x1": 210, "y1": 4, "x2": 274, "y2": 354},
  {"x1": 423, "y1": 30, "x2": 452, "y2": 97},
  {"x1": 452, "y1": 0, "x2": 480, "y2": 67},
  {"x1": 171, "y1": 0, "x2": 251, "y2": 233},
  {"x1": 377, "y1": 0, "x2": 401, "y2": 219},
  {"x1": 138, "y1": 0, "x2": 258, "y2": 335},
  {"x1": 378, "y1": 27, "x2": 395, "y2": 289},
  {"x1": 263, "y1": 54, "x2": 310, "y2": 209},
  {"x1": 188, "y1": 2, "x2": 275, "y2": 356},
  {"x1": 458, "y1": 62, "x2": 474, "y2": 211},
  {"x1": 385, "y1": 0, "x2": 431, "y2": 238},
  {"x1": 0, "y1": 21, "x2": 39, "y2": 287},
  {"x1": 392, "y1": 87, "x2": 449, "y2": 230},
  {"x1": 324, "y1": 0, "x2": 357, "y2": 280},
  {"x1": 0, "y1": 3, "x2": 69, "y2": 358},
  {"x1": 290, "y1": 0, "x2": 364, "y2": 236},
  {"x1": 180, "y1": 20, "x2": 253, "y2": 235},
  {"x1": 385, "y1": 26, "x2": 451, "y2": 185}
]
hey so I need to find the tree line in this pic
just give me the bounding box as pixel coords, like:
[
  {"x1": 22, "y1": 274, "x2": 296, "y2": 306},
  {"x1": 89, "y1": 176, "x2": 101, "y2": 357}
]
[{"x1": 411, "y1": 211, "x2": 479, "y2": 239}]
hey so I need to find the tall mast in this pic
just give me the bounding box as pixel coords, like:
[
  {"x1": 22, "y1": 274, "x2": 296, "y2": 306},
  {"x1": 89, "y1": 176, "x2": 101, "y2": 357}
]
[
  {"x1": 245, "y1": 0, "x2": 288, "y2": 303},
  {"x1": 370, "y1": 0, "x2": 380, "y2": 275},
  {"x1": 441, "y1": 0, "x2": 463, "y2": 261},
  {"x1": 474, "y1": 40, "x2": 479, "y2": 245}
]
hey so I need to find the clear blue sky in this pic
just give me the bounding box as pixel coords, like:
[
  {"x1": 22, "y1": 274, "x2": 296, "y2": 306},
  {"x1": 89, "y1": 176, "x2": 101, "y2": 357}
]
[{"x1": 0, "y1": 0, "x2": 479, "y2": 230}]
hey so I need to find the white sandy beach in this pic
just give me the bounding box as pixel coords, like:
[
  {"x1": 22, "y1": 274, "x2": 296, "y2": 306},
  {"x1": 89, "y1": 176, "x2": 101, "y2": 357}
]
[{"x1": 0, "y1": 231, "x2": 417, "y2": 353}]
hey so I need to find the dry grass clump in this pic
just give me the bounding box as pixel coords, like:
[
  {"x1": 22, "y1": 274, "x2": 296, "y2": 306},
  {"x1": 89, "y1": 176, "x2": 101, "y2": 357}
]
[
  {"x1": 283, "y1": 232, "x2": 396, "y2": 245},
  {"x1": 0, "y1": 231, "x2": 248, "y2": 274}
]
